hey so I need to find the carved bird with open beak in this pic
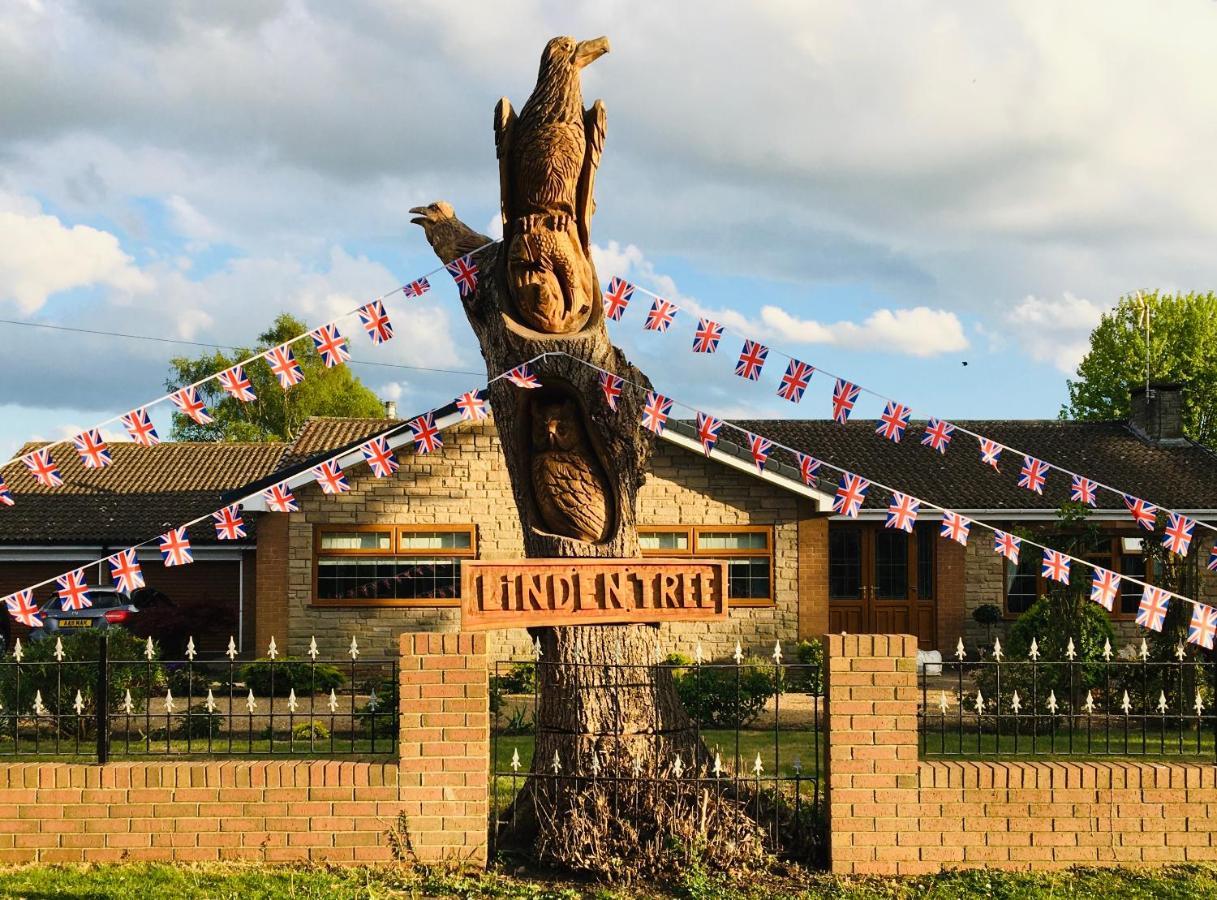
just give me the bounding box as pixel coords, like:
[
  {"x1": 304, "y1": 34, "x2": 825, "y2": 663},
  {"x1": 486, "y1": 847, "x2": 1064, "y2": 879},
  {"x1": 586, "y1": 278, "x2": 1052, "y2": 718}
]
[{"x1": 409, "y1": 201, "x2": 491, "y2": 267}]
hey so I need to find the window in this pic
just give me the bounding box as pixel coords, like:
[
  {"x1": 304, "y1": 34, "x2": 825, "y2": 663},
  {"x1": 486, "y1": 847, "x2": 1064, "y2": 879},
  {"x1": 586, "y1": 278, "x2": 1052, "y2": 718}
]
[
  {"x1": 313, "y1": 526, "x2": 476, "y2": 607},
  {"x1": 1002, "y1": 532, "x2": 1151, "y2": 619},
  {"x1": 1004, "y1": 554, "x2": 1039, "y2": 616},
  {"x1": 916, "y1": 523, "x2": 935, "y2": 599},
  {"x1": 829, "y1": 529, "x2": 862, "y2": 600},
  {"x1": 639, "y1": 526, "x2": 773, "y2": 607}
]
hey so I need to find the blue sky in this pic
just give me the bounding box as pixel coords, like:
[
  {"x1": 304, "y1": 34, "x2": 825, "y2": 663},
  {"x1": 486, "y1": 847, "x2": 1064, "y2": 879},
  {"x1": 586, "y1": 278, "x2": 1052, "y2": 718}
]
[{"x1": 3, "y1": 1, "x2": 1217, "y2": 465}]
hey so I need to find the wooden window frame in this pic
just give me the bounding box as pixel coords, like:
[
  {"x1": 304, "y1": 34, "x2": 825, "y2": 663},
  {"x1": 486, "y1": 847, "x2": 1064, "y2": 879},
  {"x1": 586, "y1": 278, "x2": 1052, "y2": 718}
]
[
  {"x1": 311, "y1": 523, "x2": 477, "y2": 608},
  {"x1": 1000, "y1": 531, "x2": 1149, "y2": 621},
  {"x1": 639, "y1": 524, "x2": 774, "y2": 608}
]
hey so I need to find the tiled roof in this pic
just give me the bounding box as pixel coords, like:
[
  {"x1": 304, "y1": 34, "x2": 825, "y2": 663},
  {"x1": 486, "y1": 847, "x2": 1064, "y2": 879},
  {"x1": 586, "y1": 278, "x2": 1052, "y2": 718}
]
[{"x1": 279, "y1": 417, "x2": 398, "y2": 468}]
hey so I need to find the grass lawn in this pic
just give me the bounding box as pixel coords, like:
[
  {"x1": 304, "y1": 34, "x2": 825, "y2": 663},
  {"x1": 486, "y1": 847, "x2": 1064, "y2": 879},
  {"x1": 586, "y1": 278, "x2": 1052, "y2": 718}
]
[
  {"x1": 2, "y1": 861, "x2": 1217, "y2": 899},
  {"x1": 920, "y1": 724, "x2": 1217, "y2": 760}
]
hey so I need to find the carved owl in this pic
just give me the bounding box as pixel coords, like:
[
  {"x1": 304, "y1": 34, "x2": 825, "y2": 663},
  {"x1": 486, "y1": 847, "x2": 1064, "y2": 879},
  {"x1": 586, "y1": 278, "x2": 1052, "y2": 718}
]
[{"x1": 530, "y1": 398, "x2": 610, "y2": 542}]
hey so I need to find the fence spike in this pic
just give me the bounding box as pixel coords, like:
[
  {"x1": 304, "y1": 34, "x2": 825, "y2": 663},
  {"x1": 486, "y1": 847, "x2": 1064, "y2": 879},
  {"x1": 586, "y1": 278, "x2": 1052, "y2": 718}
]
[
  {"x1": 227, "y1": 637, "x2": 238, "y2": 661},
  {"x1": 694, "y1": 641, "x2": 704, "y2": 665},
  {"x1": 552, "y1": 750, "x2": 561, "y2": 774},
  {"x1": 1046, "y1": 691, "x2": 1058, "y2": 714},
  {"x1": 591, "y1": 750, "x2": 602, "y2": 776},
  {"x1": 33, "y1": 690, "x2": 46, "y2": 716},
  {"x1": 288, "y1": 689, "x2": 299, "y2": 713},
  {"x1": 73, "y1": 690, "x2": 84, "y2": 716},
  {"x1": 246, "y1": 690, "x2": 257, "y2": 714},
  {"x1": 1083, "y1": 690, "x2": 1095, "y2": 714},
  {"x1": 1102, "y1": 638, "x2": 1113, "y2": 661},
  {"x1": 206, "y1": 689, "x2": 217, "y2": 713},
  {"x1": 53, "y1": 636, "x2": 64, "y2": 661},
  {"x1": 734, "y1": 641, "x2": 744, "y2": 664},
  {"x1": 164, "y1": 689, "x2": 176, "y2": 714},
  {"x1": 1065, "y1": 638, "x2": 1076, "y2": 661},
  {"x1": 1121, "y1": 690, "x2": 1132, "y2": 715},
  {"x1": 752, "y1": 752, "x2": 764, "y2": 777},
  {"x1": 1029, "y1": 638, "x2": 1039, "y2": 661},
  {"x1": 634, "y1": 755, "x2": 644, "y2": 778},
  {"x1": 713, "y1": 751, "x2": 723, "y2": 777},
  {"x1": 938, "y1": 690, "x2": 950, "y2": 713},
  {"x1": 12, "y1": 638, "x2": 22, "y2": 662},
  {"x1": 992, "y1": 638, "x2": 1002, "y2": 661},
  {"x1": 1140, "y1": 638, "x2": 1149, "y2": 661},
  {"x1": 328, "y1": 689, "x2": 339, "y2": 713},
  {"x1": 1158, "y1": 691, "x2": 1169, "y2": 714},
  {"x1": 145, "y1": 636, "x2": 155, "y2": 661},
  {"x1": 672, "y1": 754, "x2": 683, "y2": 778},
  {"x1": 309, "y1": 636, "x2": 319, "y2": 660},
  {"x1": 123, "y1": 689, "x2": 134, "y2": 715},
  {"x1": 1176, "y1": 643, "x2": 1187, "y2": 661},
  {"x1": 349, "y1": 636, "x2": 360, "y2": 660},
  {"x1": 1195, "y1": 690, "x2": 1206, "y2": 716},
  {"x1": 268, "y1": 636, "x2": 278, "y2": 660},
  {"x1": 1011, "y1": 691, "x2": 1021, "y2": 714},
  {"x1": 955, "y1": 637, "x2": 966, "y2": 660},
  {"x1": 772, "y1": 640, "x2": 783, "y2": 665},
  {"x1": 793, "y1": 756, "x2": 803, "y2": 775},
  {"x1": 533, "y1": 637, "x2": 543, "y2": 661},
  {"x1": 367, "y1": 689, "x2": 378, "y2": 712},
  {"x1": 974, "y1": 690, "x2": 984, "y2": 714},
  {"x1": 186, "y1": 636, "x2": 196, "y2": 661},
  {"x1": 511, "y1": 748, "x2": 521, "y2": 772}
]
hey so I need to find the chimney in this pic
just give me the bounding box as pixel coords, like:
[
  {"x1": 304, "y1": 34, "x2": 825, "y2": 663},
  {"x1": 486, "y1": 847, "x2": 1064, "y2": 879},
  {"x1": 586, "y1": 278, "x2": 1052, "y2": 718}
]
[
  {"x1": 384, "y1": 400, "x2": 398, "y2": 419},
  {"x1": 1129, "y1": 382, "x2": 1184, "y2": 443}
]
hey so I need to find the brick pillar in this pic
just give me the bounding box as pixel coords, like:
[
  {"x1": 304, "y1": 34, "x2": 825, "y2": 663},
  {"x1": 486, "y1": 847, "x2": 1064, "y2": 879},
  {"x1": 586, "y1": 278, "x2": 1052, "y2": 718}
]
[
  {"x1": 798, "y1": 508, "x2": 829, "y2": 641},
  {"x1": 935, "y1": 537, "x2": 966, "y2": 653},
  {"x1": 398, "y1": 633, "x2": 489, "y2": 864},
  {"x1": 253, "y1": 512, "x2": 290, "y2": 656},
  {"x1": 825, "y1": 634, "x2": 919, "y2": 875}
]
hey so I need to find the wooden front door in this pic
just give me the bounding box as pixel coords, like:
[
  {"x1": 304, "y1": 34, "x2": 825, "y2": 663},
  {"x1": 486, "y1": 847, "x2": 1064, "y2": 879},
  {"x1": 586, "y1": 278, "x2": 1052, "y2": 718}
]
[{"x1": 827, "y1": 523, "x2": 937, "y2": 649}]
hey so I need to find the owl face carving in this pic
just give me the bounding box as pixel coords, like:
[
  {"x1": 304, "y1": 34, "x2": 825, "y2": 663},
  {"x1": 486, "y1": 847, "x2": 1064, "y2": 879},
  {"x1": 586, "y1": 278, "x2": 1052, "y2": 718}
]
[
  {"x1": 528, "y1": 395, "x2": 611, "y2": 543},
  {"x1": 532, "y1": 399, "x2": 588, "y2": 452}
]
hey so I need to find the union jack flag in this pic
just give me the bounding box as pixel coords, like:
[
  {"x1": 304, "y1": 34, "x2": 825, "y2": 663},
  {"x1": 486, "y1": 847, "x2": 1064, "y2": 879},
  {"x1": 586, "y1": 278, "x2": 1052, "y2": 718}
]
[
  {"x1": 446, "y1": 254, "x2": 479, "y2": 298},
  {"x1": 170, "y1": 386, "x2": 214, "y2": 425},
  {"x1": 1018, "y1": 456, "x2": 1048, "y2": 494},
  {"x1": 56, "y1": 569, "x2": 91, "y2": 611},
  {"x1": 358, "y1": 299, "x2": 394, "y2": 344},
  {"x1": 402, "y1": 277, "x2": 431, "y2": 297},
  {"x1": 747, "y1": 433, "x2": 773, "y2": 473},
  {"x1": 310, "y1": 324, "x2": 350, "y2": 368},
  {"x1": 735, "y1": 340, "x2": 769, "y2": 381},
  {"x1": 993, "y1": 531, "x2": 1021, "y2": 565},
  {"x1": 107, "y1": 548, "x2": 144, "y2": 595},
  {"x1": 777, "y1": 360, "x2": 813, "y2": 403},
  {"x1": 920, "y1": 418, "x2": 955, "y2": 454},
  {"x1": 875, "y1": 401, "x2": 911, "y2": 443},
  {"x1": 0, "y1": 475, "x2": 12, "y2": 507},
  {"x1": 692, "y1": 318, "x2": 724, "y2": 354},
  {"x1": 312, "y1": 459, "x2": 350, "y2": 495},
  {"x1": 1090, "y1": 567, "x2": 1121, "y2": 611},
  {"x1": 410, "y1": 412, "x2": 443, "y2": 454},
  {"x1": 265, "y1": 345, "x2": 304, "y2": 389},
  {"x1": 1136, "y1": 586, "x2": 1171, "y2": 632},
  {"x1": 4, "y1": 589, "x2": 41, "y2": 627},
  {"x1": 121, "y1": 408, "x2": 160, "y2": 447},
  {"x1": 456, "y1": 389, "x2": 489, "y2": 422},
  {"x1": 1041, "y1": 549, "x2": 1070, "y2": 584},
  {"x1": 1209, "y1": 544, "x2": 1217, "y2": 573},
  {"x1": 644, "y1": 298, "x2": 678, "y2": 332},
  {"x1": 1188, "y1": 603, "x2": 1217, "y2": 650},
  {"x1": 505, "y1": 365, "x2": 541, "y2": 389},
  {"x1": 833, "y1": 473, "x2": 870, "y2": 518},
  {"x1": 218, "y1": 365, "x2": 256, "y2": 403},
  {"x1": 1162, "y1": 512, "x2": 1196, "y2": 556},
  {"x1": 159, "y1": 526, "x2": 193, "y2": 567},
  {"x1": 361, "y1": 437, "x2": 399, "y2": 478},
  {"x1": 23, "y1": 448, "x2": 61, "y2": 488},
  {"x1": 641, "y1": 391, "x2": 673, "y2": 435},
  {"x1": 696, "y1": 412, "x2": 722, "y2": 456},
  {"x1": 831, "y1": 379, "x2": 860, "y2": 424},
  {"x1": 795, "y1": 452, "x2": 821, "y2": 486},
  {"x1": 1070, "y1": 475, "x2": 1097, "y2": 506},
  {"x1": 940, "y1": 511, "x2": 971, "y2": 546},
  {"x1": 598, "y1": 372, "x2": 623, "y2": 411},
  {"x1": 1123, "y1": 494, "x2": 1158, "y2": 531},
  {"x1": 885, "y1": 492, "x2": 920, "y2": 532},
  {"x1": 212, "y1": 505, "x2": 246, "y2": 540},
  {"x1": 73, "y1": 429, "x2": 111, "y2": 469},
  {"x1": 978, "y1": 437, "x2": 1003, "y2": 471},
  {"x1": 603, "y1": 277, "x2": 634, "y2": 321},
  {"x1": 262, "y1": 483, "x2": 299, "y2": 512}
]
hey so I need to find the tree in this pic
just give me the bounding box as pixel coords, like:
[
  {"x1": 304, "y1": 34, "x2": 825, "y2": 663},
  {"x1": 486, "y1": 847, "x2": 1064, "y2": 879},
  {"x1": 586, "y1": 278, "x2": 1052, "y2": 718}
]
[
  {"x1": 165, "y1": 313, "x2": 385, "y2": 442},
  {"x1": 1063, "y1": 291, "x2": 1217, "y2": 447}
]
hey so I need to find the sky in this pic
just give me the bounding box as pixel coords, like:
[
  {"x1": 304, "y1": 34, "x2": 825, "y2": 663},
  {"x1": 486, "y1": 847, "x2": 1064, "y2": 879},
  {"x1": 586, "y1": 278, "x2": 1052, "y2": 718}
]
[{"x1": 3, "y1": 0, "x2": 1217, "y2": 464}]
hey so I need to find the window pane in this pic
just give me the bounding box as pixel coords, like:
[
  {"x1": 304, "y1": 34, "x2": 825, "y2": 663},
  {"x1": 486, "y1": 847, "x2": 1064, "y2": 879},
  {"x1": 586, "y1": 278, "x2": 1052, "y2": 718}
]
[
  {"x1": 916, "y1": 524, "x2": 934, "y2": 599},
  {"x1": 639, "y1": 530, "x2": 689, "y2": 552},
  {"x1": 1120, "y1": 554, "x2": 1146, "y2": 615},
  {"x1": 320, "y1": 531, "x2": 391, "y2": 551},
  {"x1": 727, "y1": 558, "x2": 770, "y2": 600},
  {"x1": 318, "y1": 557, "x2": 397, "y2": 600},
  {"x1": 698, "y1": 530, "x2": 767, "y2": 551},
  {"x1": 829, "y1": 529, "x2": 861, "y2": 600},
  {"x1": 394, "y1": 557, "x2": 463, "y2": 600},
  {"x1": 874, "y1": 530, "x2": 908, "y2": 600},
  {"x1": 399, "y1": 530, "x2": 472, "y2": 551},
  {"x1": 1005, "y1": 556, "x2": 1038, "y2": 616}
]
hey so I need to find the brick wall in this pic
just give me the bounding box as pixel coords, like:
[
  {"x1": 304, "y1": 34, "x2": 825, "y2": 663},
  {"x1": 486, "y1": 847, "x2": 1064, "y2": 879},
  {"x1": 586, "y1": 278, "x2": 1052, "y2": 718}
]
[{"x1": 798, "y1": 511, "x2": 828, "y2": 641}]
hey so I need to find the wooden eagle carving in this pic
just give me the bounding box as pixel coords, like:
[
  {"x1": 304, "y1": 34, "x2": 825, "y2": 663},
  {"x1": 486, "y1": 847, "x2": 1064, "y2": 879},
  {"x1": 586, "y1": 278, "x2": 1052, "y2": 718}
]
[{"x1": 495, "y1": 35, "x2": 609, "y2": 335}]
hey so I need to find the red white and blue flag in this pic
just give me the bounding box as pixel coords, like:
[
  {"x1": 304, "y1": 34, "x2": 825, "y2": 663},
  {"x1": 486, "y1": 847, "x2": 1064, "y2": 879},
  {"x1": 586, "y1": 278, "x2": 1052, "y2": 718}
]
[
  {"x1": 1209, "y1": 544, "x2": 1217, "y2": 573},
  {"x1": 0, "y1": 475, "x2": 12, "y2": 507},
  {"x1": 920, "y1": 418, "x2": 955, "y2": 454},
  {"x1": 795, "y1": 452, "x2": 821, "y2": 486},
  {"x1": 692, "y1": 318, "x2": 724, "y2": 354},
  {"x1": 777, "y1": 360, "x2": 813, "y2": 403},
  {"x1": 1041, "y1": 549, "x2": 1070, "y2": 584},
  {"x1": 696, "y1": 412, "x2": 722, "y2": 456},
  {"x1": 875, "y1": 401, "x2": 911, "y2": 443},
  {"x1": 641, "y1": 391, "x2": 673, "y2": 434},
  {"x1": 885, "y1": 492, "x2": 920, "y2": 532},
  {"x1": 4, "y1": 589, "x2": 41, "y2": 627},
  {"x1": 23, "y1": 448, "x2": 62, "y2": 488},
  {"x1": 644, "y1": 298, "x2": 678, "y2": 332},
  {"x1": 310, "y1": 324, "x2": 350, "y2": 368},
  {"x1": 456, "y1": 389, "x2": 489, "y2": 422},
  {"x1": 213, "y1": 505, "x2": 246, "y2": 540},
  {"x1": 598, "y1": 372, "x2": 623, "y2": 411},
  {"x1": 446, "y1": 254, "x2": 479, "y2": 298},
  {"x1": 747, "y1": 433, "x2": 773, "y2": 473},
  {"x1": 978, "y1": 437, "x2": 1003, "y2": 471},
  {"x1": 1070, "y1": 475, "x2": 1097, "y2": 506},
  {"x1": 1162, "y1": 512, "x2": 1196, "y2": 557},
  {"x1": 833, "y1": 473, "x2": 870, "y2": 518},
  {"x1": 73, "y1": 429, "x2": 111, "y2": 469},
  {"x1": 993, "y1": 531, "x2": 1021, "y2": 565},
  {"x1": 402, "y1": 277, "x2": 431, "y2": 297},
  {"x1": 361, "y1": 437, "x2": 399, "y2": 478},
  {"x1": 218, "y1": 365, "x2": 256, "y2": 403},
  {"x1": 170, "y1": 386, "x2": 214, "y2": 425},
  {"x1": 1018, "y1": 456, "x2": 1049, "y2": 494},
  {"x1": 1137, "y1": 586, "x2": 1171, "y2": 632},
  {"x1": 410, "y1": 412, "x2": 443, "y2": 454},
  {"x1": 265, "y1": 345, "x2": 304, "y2": 389},
  {"x1": 940, "y1": 511, "x2": 971, "y2": 546},
  {"x1": 1188, "y1": 603, "x2": 1217, "y2": 650},
  {"x1": 56, "y1": 569, "x2": 91, "y2": 611},
  {"x1": 312, "y1": 459, "x2": 350, "y2": 495},
  {"x1": 108, "y1": 548, "x2": 144, "y2": 595},
  {"x1": 1123, "y1": 494, "x2": 1158, "y2": 531},
  {"x1": 121, "y1": 408, "x2": 160, "y2": 447},
  {"x1": 505, "y1": 365, "x2": 541, "y2": 389},
  {"x1": 262, "y1": 483, "x2": 299, "y2": 513},
  {"x1": 358, "y1": 299, "x2": 394, "y2": 344},
  {"x1": 831, "y1": 379, "x2": 860, "y2": 424},
  {"x1": 159, "y1": 527, "x2": 193, "y2": 567},
  {"x1": 603, "y1": 277, "x2": 634, "y2": 321},
  {"x1": 734, "y1": 340, "x2": 769, "y2": 381},
  {"x1": 1090, "y1": 567, "x2": 1120, "y2": 611}
]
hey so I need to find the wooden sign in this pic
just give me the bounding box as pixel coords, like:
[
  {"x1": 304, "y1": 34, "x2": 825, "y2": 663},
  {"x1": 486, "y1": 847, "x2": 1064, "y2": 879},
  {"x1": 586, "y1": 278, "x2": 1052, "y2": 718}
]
[{"x1": 461, "y1": 558, "x2": 728, "y2": 630}]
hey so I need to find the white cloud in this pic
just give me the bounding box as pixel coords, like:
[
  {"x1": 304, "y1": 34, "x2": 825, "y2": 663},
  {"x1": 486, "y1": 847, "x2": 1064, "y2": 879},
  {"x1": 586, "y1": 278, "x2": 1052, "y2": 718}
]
[
  {"x1": 1002, "y1": 292, "x2": 1108, "y2": 374},
  {"x1": 165, "y1": 194, "x2": 222, "y2": 243}
]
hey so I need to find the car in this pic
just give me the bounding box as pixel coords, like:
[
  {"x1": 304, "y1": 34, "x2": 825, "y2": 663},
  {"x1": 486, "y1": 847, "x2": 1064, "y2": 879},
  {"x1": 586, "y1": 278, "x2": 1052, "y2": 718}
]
[{"x1": 28, "y1": 586, "x2": 139, "y2": 641}]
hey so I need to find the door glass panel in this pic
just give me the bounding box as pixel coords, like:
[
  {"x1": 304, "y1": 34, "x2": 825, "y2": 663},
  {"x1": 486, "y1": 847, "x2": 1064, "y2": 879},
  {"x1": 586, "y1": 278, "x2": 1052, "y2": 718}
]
[
  {"x1": 1005, "y1": 556, "x2": 1039, "y2": 615},
  {"x1": 829, "y1": 529, "x2": 861, "y2": 600},
  {"x1": 916, "y1": 523, "x2": 934, "y2": 599},
  {"x1": 873, "y1": 530, "x2": 908, "y2": 599}
]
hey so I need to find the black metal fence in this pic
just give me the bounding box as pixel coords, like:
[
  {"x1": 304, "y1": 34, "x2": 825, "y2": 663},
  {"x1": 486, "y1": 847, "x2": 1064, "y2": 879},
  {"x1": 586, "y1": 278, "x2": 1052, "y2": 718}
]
[
  {"x1": 489, "y1": 648, "x2": 825, "y2": 866},
  {"x1": 920, "y1": 639, "x2": 1217, "y2": 759},
  {"x1": 0, "y1": 633, "x2": 398, "y2": 762}
]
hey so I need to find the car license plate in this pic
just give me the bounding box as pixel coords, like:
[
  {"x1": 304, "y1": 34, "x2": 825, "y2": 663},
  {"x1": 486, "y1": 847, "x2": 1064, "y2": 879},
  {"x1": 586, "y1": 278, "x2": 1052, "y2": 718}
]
[{"x1": 59, "y1": 619, "x2": 93, "y2": 628}]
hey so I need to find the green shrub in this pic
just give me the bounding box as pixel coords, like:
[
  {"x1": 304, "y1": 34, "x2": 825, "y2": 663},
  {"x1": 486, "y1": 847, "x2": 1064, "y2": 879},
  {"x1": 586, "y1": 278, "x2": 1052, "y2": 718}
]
[
  {"x1": 240, "y1": 658, "x2": 344, "y2": 697},
  {"x1": 672, "y1": 659, "x2": 778, "y2": 728},
  {"x1": 358, "y1": 680, "x2": 397, "y2": 738},
  {"x1": 174, "y1": 704, "x2": 222, "y2": 740},
  {"x1": 292, "y1": 720, "x2": 330, "y2": 741},
  {"x1": 165, "y1": 665, "x2": 214, "y2": 698},
  {"x1": 786, "y1": 640, "x2": 824, "y2": 695},
  {"x1": 493, "y1": 662, "x2": 536, "y2": 694}
]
